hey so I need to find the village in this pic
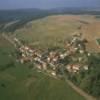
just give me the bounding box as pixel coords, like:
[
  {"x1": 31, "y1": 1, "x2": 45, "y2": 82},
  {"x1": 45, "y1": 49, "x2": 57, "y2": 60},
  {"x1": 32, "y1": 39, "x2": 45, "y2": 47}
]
[{"x1": 14, "y1": 32, "x2": 100, "y2": 77}]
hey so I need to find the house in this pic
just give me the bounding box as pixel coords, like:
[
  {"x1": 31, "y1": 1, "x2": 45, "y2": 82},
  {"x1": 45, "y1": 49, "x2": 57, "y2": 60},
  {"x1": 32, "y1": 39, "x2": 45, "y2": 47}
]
[
  {"x1": 78, "y1": 57, "x2": 83, "y2": 62},
  {"x1": 87, "y1": 53, "x2": 91, "y2": 57},
  {"x1": 68, "y1": 46, "x2": 78, "y2": 55},
  {"x1": 47, "y1": 51, "x2": 59, "y2": 64},
  {"x1": 36, "y1": 63, "x2": 42, "y2": 70},
  {"x1": 19, "y1": 46, "x2": 25, "y2": 53},
  {"x1": 14, "y1": 37, "x2": 22, "y2": 46},
  {"x1": 51, "y1": 71, "x2": 56, "y2": 76},
  {"x1": 66, "y1": 64, "x2": 81, "y2": 73},
  {"x1": 20, "y1": 57, "x2": 31, "y2": 64},
  {"x1": 41, "y1": 61, "x2": 47, "y2": 70},
  {"x1": 79, "y1": 49, "x2": 85, "y2": 54},
  {"x1": 60, "y1": 52, "x2": 68, "y2": 59},
  {"x1": 24, "y1": 46, "x2": 28, "y2": 50},
  {"x1": 83, "y1": 65, "x2": 88, "y2": 70}
]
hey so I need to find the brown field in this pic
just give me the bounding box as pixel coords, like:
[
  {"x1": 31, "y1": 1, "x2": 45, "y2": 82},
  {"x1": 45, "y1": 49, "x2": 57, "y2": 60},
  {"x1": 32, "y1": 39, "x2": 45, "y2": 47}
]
[{"x1": 15, "y1": 15, "x2": 100, "y2": 52}]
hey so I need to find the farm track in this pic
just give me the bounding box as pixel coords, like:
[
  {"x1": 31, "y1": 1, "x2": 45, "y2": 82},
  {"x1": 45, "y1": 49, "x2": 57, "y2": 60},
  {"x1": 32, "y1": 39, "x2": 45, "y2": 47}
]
[
  {"x1": 40, "y1": 70, "x2": 96, "y2": 100},
  {"x1": 65, "y1": 79, "x2": 96, "y2": 100},
  {"x1": 1, "y1": 33, "x2": 16, "y2": 47}
]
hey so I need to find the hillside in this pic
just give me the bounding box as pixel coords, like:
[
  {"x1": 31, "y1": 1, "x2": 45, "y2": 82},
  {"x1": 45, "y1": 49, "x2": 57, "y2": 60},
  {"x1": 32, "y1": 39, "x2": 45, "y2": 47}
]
[{"x1": 14, "y1": 15, "x2": 100, "y2": 51}]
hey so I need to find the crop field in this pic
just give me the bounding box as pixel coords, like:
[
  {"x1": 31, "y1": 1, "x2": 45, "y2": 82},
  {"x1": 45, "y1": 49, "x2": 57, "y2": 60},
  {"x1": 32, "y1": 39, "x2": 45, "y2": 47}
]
[{"x1": 14, "y1": 15, "x2": 100, "y2": 51}]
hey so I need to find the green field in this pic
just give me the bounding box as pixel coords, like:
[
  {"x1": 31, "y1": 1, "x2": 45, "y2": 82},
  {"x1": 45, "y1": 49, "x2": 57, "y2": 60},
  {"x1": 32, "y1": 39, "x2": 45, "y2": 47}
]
[
  {"x1": 0, "y1": 35, "x2": 85, "y2": 100},
  {"x1": 0, "y1": 66, "x2": 85, "y2": 100}
]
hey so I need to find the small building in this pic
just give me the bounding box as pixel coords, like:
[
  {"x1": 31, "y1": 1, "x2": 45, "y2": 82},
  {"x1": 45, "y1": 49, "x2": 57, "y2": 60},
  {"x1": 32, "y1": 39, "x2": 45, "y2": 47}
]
[
  {"x1": 83, "y1": 65, "x2": 88, "y2": 70},
  {"x1": 79, "y1": 49, "x2": 85, "y2": 54},
  {"x1": 51, "y1": 71, "x2": 56, "y2": 76},
  {"x1": 66, "y1": 64, "x2": 81, "y2": 73},
  {"x1": 60, "y1": 53, "x2": 68, "y2": 59}
]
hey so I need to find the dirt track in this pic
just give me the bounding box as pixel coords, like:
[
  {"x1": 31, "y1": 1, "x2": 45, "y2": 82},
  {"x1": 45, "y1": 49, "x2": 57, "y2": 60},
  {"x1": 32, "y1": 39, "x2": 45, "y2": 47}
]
[
  {"x1": 39, "y1": 69, "x2": 96, "y2": 100},
  {"x1": 65, "y1": 79, "x2": 96, "y2": 100}
]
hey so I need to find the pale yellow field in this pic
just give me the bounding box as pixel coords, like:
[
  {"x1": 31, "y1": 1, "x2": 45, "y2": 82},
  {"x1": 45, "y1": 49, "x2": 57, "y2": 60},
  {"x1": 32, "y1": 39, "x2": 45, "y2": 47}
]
[{"x1": 14, "y1": 15, "x2": 100, "y2": 51}]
